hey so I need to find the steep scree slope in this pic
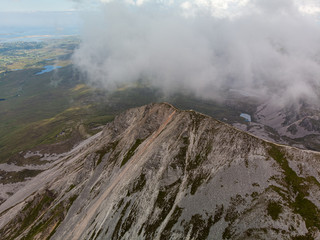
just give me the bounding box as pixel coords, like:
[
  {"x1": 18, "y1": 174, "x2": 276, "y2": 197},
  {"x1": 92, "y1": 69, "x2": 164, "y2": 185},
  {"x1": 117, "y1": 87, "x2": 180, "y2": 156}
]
[{"x1": 1, "y1": 103, "x2": 320, "y2": 239}]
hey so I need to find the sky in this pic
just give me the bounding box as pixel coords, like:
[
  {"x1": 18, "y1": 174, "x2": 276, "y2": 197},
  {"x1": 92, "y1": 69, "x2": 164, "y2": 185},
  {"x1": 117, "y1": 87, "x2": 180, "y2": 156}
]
[
  {"x1": 1, "y1": 0, "x2": 320, "y2": 15},
  {"x1": 0, "y1": 0, "x2": 82, "y2": 29},
  {"x1": 0, "y1": 0, "x2": 76, "y2": 12}
]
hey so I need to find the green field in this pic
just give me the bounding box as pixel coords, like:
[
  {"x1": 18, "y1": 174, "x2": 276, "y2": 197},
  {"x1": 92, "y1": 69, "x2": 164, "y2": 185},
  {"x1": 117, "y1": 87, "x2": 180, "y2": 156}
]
[{"x1": 0, "y1": 38, "x2": 78, "y2": 73}]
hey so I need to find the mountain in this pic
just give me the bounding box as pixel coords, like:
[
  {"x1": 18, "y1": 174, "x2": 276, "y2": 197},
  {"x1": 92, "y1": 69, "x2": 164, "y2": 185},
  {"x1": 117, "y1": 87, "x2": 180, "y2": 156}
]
[
  {"x1": 227, "y1": 94, "x2": 320, "y2": 151},
  {"x1": 254, "y1": 101, "x2": 320, "y2": 150},
  {"x1": 1, "y1": 103, "x2": 320, "y2": 240}
]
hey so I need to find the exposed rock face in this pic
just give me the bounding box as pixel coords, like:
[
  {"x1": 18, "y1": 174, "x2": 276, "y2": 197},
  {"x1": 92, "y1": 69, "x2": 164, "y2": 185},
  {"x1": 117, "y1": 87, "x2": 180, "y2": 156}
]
[
  {"x1": 1, "y1": 103, "x2": 320, "y2": 239},
  {"x1": 253, "y1": 101, "x2": 320, "y2": 150}
]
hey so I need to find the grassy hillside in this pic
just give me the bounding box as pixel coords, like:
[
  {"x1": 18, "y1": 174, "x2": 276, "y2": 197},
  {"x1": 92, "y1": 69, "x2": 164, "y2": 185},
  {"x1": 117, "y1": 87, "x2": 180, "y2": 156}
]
[
  {"x1": 0, "y1": 64, "x2": 165, "y2": 161},
  {"x1": 0, "y1": 38, "x2": 248, "y2": 162}
]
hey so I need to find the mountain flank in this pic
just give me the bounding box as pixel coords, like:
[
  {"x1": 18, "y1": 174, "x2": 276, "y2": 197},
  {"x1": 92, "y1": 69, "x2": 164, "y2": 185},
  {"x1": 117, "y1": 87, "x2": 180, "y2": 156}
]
[{"x1": 1, "y1": 103, "x2": 320, "y2": 239}]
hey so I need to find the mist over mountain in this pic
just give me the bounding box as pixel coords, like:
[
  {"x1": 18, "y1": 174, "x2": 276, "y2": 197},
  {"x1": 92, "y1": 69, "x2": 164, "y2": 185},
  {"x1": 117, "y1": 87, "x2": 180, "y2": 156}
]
[
  {"x1": 2, "y1": 1, "x2": 320, "y2": 239},
  {"x1": 73, "y1": 0, "x2": 320, "y2": 107}
]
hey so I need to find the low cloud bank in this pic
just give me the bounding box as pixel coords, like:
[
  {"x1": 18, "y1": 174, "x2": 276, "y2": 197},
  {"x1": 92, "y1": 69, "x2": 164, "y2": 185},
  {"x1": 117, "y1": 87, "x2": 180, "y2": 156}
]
[{"x1": 72, "y1": 0, "x2": 320, "y2": 106}]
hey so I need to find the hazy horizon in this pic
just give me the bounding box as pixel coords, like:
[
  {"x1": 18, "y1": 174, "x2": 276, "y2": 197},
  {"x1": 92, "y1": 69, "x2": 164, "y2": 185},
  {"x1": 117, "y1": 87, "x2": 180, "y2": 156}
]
[{"x1": 0, "y1": 11, "x2": 80, "y2": 42}]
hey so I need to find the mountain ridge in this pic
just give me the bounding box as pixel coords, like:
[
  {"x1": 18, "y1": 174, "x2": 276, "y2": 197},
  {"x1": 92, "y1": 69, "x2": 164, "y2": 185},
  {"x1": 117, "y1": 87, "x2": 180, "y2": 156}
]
[{"x1": 1, "y1": 103, "x2": 320, "y2": 239}]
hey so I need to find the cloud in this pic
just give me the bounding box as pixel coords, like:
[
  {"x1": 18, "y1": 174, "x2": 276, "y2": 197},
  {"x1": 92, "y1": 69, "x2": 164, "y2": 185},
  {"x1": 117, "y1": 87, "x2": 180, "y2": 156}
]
[{"x1": 72, "y1": 0, "x2": 320, "y2": 105}]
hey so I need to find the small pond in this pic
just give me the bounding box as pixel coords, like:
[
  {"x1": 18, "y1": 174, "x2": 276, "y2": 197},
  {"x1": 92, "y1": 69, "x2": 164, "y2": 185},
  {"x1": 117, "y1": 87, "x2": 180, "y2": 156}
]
[
  {"x1": 240, "y1": 113, "x2": 251, "y2": 122},
  {"x1": 35, "y1": 65, "x2": 62, "y2": 75}
]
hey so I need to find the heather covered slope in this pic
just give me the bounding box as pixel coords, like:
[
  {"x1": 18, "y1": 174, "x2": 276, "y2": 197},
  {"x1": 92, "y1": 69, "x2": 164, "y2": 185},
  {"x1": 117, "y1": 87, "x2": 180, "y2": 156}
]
[{"x1": 1, "y1": 103, "x2": 320, "y2": 240}]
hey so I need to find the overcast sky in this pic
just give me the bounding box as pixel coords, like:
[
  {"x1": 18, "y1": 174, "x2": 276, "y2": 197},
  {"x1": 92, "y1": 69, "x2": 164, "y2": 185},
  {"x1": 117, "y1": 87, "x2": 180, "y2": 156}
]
[
  {"x1": 0, "y1": 0, "x2": 81, "y2": 28},
  {"x1": 0, "y1": 0, "x2": 76, "y2": 12},
  {"x1": 1, "y1": 0, "x2": 320, "y2": 15}
]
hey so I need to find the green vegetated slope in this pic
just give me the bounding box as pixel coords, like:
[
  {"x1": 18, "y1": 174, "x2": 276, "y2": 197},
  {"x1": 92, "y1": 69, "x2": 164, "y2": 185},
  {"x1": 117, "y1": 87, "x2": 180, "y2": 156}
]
[
  {"x1": 0, "y1": 71, "x2": 246, "y2": 163},
  {"x1": 0, "y1": 38, "x2": 249, "y2": 162},
  {"x1": 0, "y1": 65, "x2": 162, "y2": 162},
  {"x1": 0, "y1": 66, "x2": 91, "y2": 160}
]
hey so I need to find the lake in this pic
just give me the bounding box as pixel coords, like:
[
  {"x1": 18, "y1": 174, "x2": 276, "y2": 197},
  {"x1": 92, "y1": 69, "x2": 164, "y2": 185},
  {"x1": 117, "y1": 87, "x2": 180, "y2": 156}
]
[
  {"x1": 35, "y1": 65, "x2": 62, "y2": 75},
  {"x1": 240, "y1": 113, "x2": 251, "y2": 122}
]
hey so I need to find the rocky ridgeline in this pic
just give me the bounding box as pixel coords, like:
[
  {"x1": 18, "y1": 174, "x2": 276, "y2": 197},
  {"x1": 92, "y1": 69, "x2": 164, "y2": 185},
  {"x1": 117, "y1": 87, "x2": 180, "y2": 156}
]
[{"x1": 1, "y1": 103, "x2": 320, "y2": 239}]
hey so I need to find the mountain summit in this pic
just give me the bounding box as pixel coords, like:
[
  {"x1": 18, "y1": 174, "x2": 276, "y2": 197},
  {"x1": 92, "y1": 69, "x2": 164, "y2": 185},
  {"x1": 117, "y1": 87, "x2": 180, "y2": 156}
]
[{"x1": 1, "y1": 103, "x2": 320, "y2": 239}]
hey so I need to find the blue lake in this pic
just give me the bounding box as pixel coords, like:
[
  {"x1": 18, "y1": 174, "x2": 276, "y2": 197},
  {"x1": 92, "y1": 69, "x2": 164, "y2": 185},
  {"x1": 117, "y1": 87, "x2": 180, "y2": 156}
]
[
  {"x1": 35, "y1": 65, "x2": 62, "y2": 75},
  {"x1": 240, "y1": 113, "x2": 251, "y2": 122}
]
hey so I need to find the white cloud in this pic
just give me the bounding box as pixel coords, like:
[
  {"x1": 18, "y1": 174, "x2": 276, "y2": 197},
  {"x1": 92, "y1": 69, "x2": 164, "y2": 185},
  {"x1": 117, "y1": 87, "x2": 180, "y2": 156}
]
[
  {"x1": 73, "y1": 0, "x2": 320, "y2": 105},
  {"x1": 299, "y1": 5, "x2": 320, "y2": 15},
  {"x1": 96, "y1": 0, "x2": 320, "y2": 17}
]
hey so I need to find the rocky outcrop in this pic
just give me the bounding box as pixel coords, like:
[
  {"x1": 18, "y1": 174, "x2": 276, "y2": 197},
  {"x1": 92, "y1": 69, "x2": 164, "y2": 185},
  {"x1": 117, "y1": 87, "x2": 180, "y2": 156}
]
[{"x1": 1, "y1": 103, "x2": 320, "y2": 239}]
